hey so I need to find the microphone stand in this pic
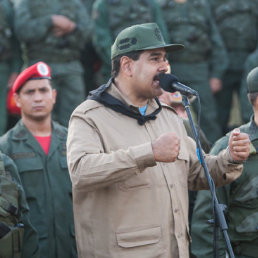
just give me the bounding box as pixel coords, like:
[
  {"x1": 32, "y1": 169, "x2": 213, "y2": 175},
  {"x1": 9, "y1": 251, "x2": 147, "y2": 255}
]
[{"x1": 181, "y1": 95, "x2": 235, "y2": 258}]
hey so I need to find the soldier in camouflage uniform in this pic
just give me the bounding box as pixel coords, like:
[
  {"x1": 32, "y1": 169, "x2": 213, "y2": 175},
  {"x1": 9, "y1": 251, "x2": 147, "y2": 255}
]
[
  {"x1": 92, "y1": 0, "x2": 169, "y2": 85},
  {"x1": 240, "y1": 44, "x2": 258, "y2": 124},
  {"x1": 211, "y1": 0, "x2": 258, "y2": 134},
  {"x1": 0, "y1": 0, "x2": 23, "y2": 135},
  {"x1": 0, "y1": 151, "x2": 39, "y2": 258},
  {"x1": 191, "y1": 67, "x2": 258, "y2": 258},
  {"x1": 157, "y1": 0, "x2": 227, "y2": 144},
  {"x1": 14, "y1": 0, "x2": 92, "y2": 126}
]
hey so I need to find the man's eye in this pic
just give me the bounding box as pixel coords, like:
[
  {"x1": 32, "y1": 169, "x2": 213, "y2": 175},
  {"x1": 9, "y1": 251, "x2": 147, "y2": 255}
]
[{"x1": 40, "y1": 88, "x2": 48, "y2": 93}]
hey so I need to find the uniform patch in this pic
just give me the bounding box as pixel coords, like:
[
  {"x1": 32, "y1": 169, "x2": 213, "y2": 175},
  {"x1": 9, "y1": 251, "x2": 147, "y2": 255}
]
[
  {"x1": 118, "y1": 37, "x2": 137, "y2": 50},
  {"x1": 11, "y1": 152, "x2": 36, "y2": 160},
  {"x1": 37, "y1": 63, "x2": 49, "y2": 76}
]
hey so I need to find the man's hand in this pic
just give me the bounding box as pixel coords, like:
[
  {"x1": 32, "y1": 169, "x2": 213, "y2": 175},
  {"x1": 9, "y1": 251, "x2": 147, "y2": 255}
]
[
  {"x1": 51, "y1": 15, "x2": 76, "y2": 37},
  {"x1": 152, "y1": 132, "x2": 180, "y2": 162},
  {"x1": 228, "y1": 128, "x2": 250, "y2": 162},
  {"x1": 210, "y1": 78, "x2": 222, "y2": 94}
]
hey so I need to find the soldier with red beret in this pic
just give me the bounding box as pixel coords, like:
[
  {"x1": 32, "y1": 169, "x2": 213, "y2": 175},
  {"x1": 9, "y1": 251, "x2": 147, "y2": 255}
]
[{"x1": 0, "y1": 62, "x2": 77, "y2": 258}]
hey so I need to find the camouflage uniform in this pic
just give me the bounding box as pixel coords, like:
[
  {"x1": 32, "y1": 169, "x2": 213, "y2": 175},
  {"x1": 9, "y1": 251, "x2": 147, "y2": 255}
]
[
  {"x1": 82, "y1": 0, "x2": 95, "y2": 10},
  {"x1": 158, "y1": 0, "x2": 227, "y2": 144},
  {"x1": 0, "y1": 151, "x2": 39, "y2": 258},
  {"x1": 0, "y1": 0, "x2": 22, "y2": 135},
  {"x1": 14, "y1": 0, "x2": 92, "y2": 126},
  {"x1": 211, "y1": 0, "x2": 258, "y2": 133},
  {"x1": 191, "y1": 119, "x2": 258, "y2": 257},
  {"x1": 0, "y1": 120, "x2": 77, "y2": 258},
  {"x1": 92, "y1": 0, "x2": 169, "y2": 84}
]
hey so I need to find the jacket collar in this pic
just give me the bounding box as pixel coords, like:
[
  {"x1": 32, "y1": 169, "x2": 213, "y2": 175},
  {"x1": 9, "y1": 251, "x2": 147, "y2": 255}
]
[
  {"x1": 11, "y1": 119, "x2": 66, "y2": 157},
  {"x1": 109, "y1": 79, "x2": 161, "y2": 114},
  {"x1": 88, "y1": 78, "x2": 162, "y2": 125},
  {"x1": 12, "y1": 119, "x2": 66, "y2": 141}
]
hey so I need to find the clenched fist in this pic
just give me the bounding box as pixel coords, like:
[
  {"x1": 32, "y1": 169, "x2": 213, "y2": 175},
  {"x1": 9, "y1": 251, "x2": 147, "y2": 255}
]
[
  {"x1": 152, "y1": 132, "x2": 180, "y2": 162},
  {"x1": 228, "y1": 128, "x2": 250, "y2": 162}
]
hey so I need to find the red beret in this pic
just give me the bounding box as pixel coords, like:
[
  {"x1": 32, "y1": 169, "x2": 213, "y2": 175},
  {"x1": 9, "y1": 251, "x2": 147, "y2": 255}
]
[{"x1": 12, "y1": 62, "x2": 51, "y2": 93}]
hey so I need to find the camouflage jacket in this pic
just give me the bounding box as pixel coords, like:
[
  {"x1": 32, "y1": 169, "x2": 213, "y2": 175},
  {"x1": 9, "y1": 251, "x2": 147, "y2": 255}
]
[{"x1": 14, "y1": 0, "x2": 92, "y2": 62}]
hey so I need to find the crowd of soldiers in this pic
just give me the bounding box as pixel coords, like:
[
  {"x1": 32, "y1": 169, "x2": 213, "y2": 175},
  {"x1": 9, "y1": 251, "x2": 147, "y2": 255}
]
[
  {"x1": 0, "y1": 0, "x2": 258, "y2": 257},
  {"x1": 0, "y1": 0, "x2": 257, "y2": 140}
]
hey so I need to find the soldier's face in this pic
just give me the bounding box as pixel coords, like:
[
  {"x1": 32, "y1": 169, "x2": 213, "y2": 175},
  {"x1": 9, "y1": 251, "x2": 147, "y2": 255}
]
[{"x1": 14, "y1": 79, "x2": 56, "y2": 121}]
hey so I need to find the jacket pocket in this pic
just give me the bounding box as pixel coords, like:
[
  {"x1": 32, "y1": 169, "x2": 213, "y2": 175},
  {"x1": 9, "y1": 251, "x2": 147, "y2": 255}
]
[
  {"x1": 16, "y1": 156, "x2": 45, "y2": 199},
  {"x1": 118, "y1": 173, "x2": 151, "y2": 191},
  {"x1": 116, "y1": 226, "x2": 161, "y2": 248},
  {"x1": 0, "y1": 225, "x2": 24, "y2": 257}
]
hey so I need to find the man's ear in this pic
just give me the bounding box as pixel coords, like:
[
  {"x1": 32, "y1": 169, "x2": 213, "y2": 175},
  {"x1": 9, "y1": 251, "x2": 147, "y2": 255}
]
[
  {"x1": 52, "y1": 88, "x2": 57, "y2": 104},
  {"x1": 13, "y1": 92, "x2": 21, "y2": 108},
  {"x1": 120, "y1": 56, "x2": 133, "y2": 77},
  {"x1": 255, "y1": 95, "x2": 258, "y2": 106}
]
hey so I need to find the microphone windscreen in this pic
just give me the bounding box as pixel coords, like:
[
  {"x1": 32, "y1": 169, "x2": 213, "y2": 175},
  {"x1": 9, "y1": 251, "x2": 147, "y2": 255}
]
[{"x1": 159, "y1": 73, "x2": 179, "y2": 92}]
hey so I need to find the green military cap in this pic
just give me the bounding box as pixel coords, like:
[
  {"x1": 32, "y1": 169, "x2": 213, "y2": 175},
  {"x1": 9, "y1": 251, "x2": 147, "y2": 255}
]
[
  {"x1": 111, "y1": 23, "x2": 184, "y2": 59},
  {"x1": 247, "y1": 67, "x2": 258, "y2": 93}
]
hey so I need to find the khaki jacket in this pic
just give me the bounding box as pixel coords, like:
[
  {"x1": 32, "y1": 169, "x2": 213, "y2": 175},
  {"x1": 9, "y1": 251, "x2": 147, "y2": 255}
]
[{"x1": 67, "y1": 83, "x2": 242, "y2": 258}]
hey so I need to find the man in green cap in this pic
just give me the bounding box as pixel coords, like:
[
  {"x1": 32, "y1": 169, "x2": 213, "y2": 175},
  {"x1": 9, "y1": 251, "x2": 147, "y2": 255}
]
[
  {"x1": 157, "y1": 0, "x2": 227, "y2": 144},
  {"x1": 210, "y1": 0, "x2": 258, "y2": 134},
  {"x1": 191, "y1": 67, "x2": 258, "y2": 258},
  {"x1": 67, "y1": 23, "x2": 250, "y2": 258},
  {"x1": 0, "y1": 0, "x2": 23, "y2": 135},
  {"x1": 0, "y1": 151, "x2": 39, "y2": 258},
  {"x1": 92, "y1": 0, "x2": 169, "y2": 85},
  {"x1": 0, "y1": 62, "x2": 77, "y2": 258},
  {"x1": 14, "y1": 0, "x2": 92, "y2": 127}
]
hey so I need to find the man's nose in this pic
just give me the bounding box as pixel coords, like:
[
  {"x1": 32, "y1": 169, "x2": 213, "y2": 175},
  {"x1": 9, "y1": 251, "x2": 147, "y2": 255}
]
[
  {"x1": 159, "y1": 60, "x2": 168, "y2": 73},
  {"x1": 34, "y1": 91, "x2": 43, "y2": 101}
]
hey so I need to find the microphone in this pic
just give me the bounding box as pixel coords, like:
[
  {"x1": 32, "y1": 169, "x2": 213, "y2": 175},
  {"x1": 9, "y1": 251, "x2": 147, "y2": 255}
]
[{"x1": 159, "y1": 73, "x2": 198, "y2": 97}]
